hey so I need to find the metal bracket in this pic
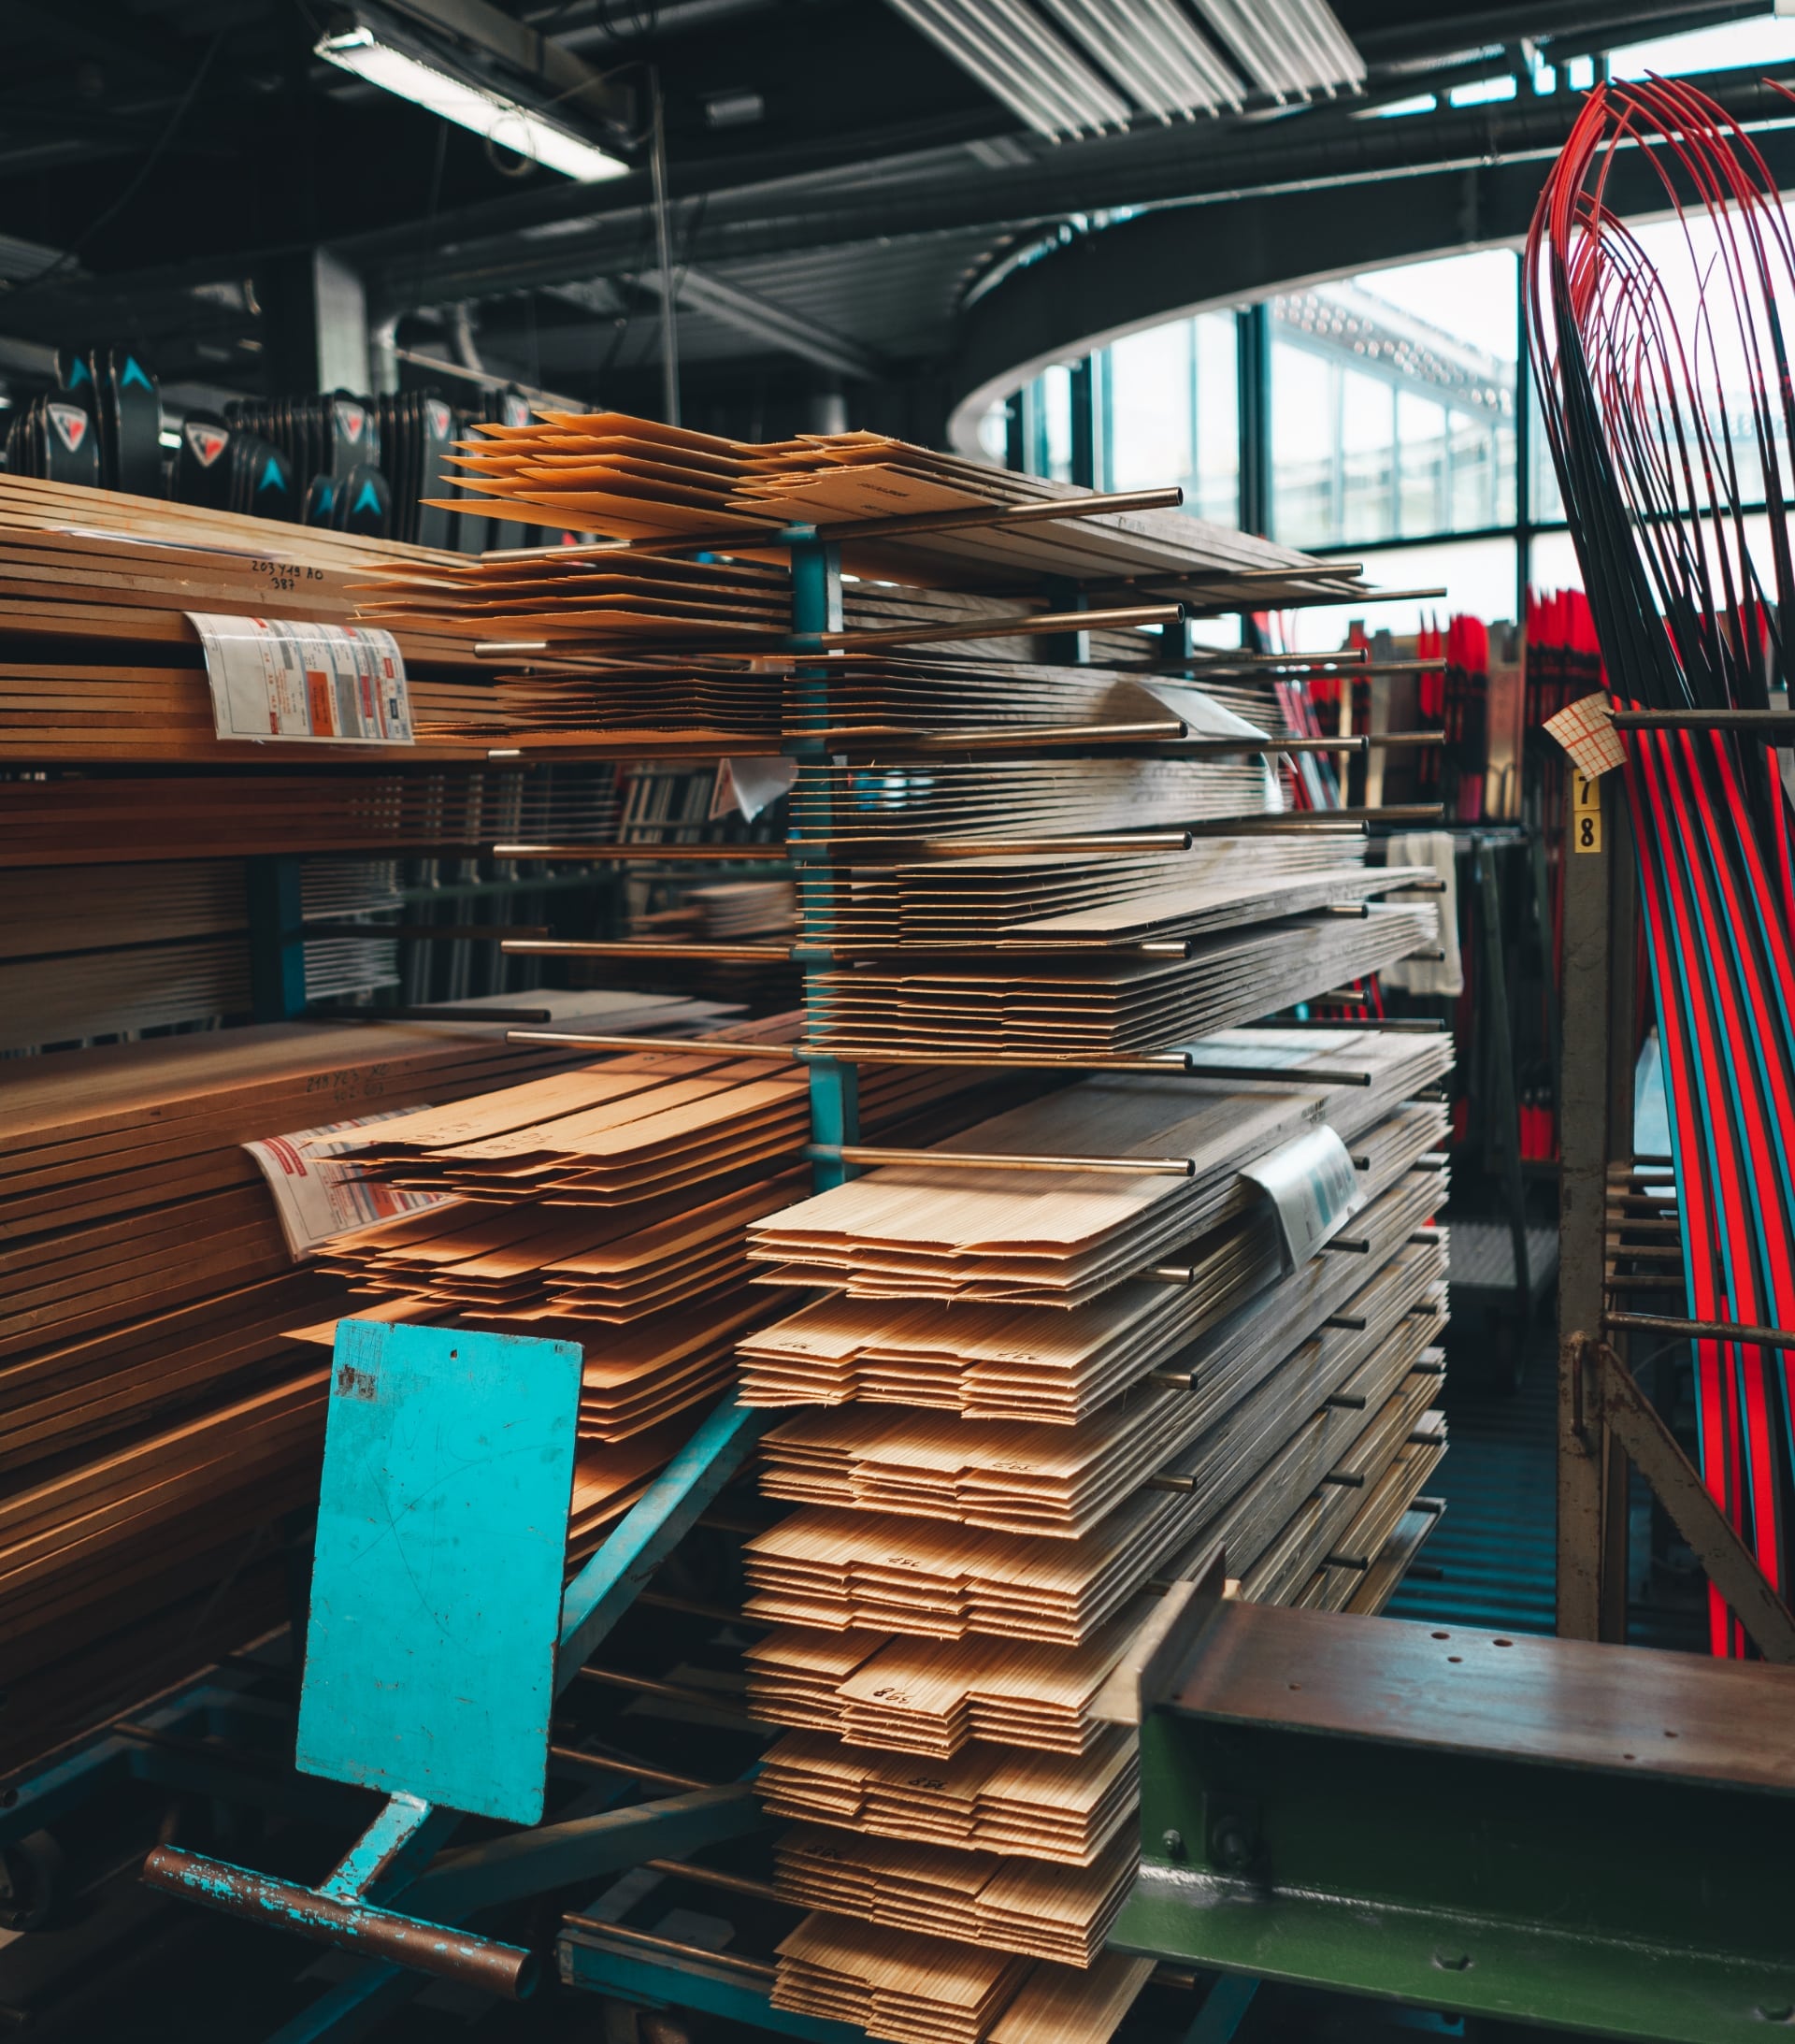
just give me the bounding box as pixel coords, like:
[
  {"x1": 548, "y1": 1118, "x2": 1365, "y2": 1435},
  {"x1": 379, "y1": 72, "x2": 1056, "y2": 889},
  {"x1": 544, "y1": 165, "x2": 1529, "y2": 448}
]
[{"x1": 1570, "y1": 1332, "x2": 1795, "y2": 1662}]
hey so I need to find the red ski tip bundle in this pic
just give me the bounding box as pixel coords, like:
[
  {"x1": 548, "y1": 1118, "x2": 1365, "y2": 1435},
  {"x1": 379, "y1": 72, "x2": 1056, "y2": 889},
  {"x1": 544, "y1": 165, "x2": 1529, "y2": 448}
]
[{"x1": 1527, "y1": 77, "x2": 1795, "y2": 1653}]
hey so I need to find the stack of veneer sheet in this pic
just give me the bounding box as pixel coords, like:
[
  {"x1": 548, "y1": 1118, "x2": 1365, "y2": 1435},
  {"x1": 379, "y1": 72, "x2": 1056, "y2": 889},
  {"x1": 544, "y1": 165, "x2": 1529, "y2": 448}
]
[
  {"x1": 770, "y1": 1915, "x2": 1155, "y2": 2044},
  {"x1": 0, "y1": 857, "x2": 414, "y2": 1051},
  {"x1": 759, "y1": 1725, "x2": 1138, "y2": 1864},
  {"x1": 801, "y1": 834, "x2": 1414, "y2": 951},
  {"x1": 0, "y1": 1016, "x2": 605, "y2": 1765},
  {"x1": 775, "y1": 1829, "x2": 1133, "y2": 1967},
  {"x1": 746, "y1": 1030, "x2": 1452, "y2": 1303},
  {"x1": 746, "y1": 1603, "x2": 1156, "y2": 1758},
  {"x1": 306, "y1": 1035, "x2": 1006, "y2": 1564},
  {"x1": 468, "y1": 622, "x2": 1293, "y2": 756},
  {"x1": 318, "y1": 1170, "x2": 808, "y2": 1326},
  {"x1": 802, "y1": 902, "x2": 1436, "y2": 1059},
  {"x1": 425, "y1": 412, "x2": 1371, "y2": 611},
  {"x1": 357, "y1": 548, "x2": 789, "y2": 646},
  {"x1": 736, "y1": 1029, "x2": 1449, "y2": 2044},
  {"x1": 0, "y1": 475, "x2": 507, "y2": 764},
  {"x1": 789, "y1": 756, "x2": 1281, "y2": 846},
  {"x1": 0, "y1": 764, "x2": 621, "y2": 867}
]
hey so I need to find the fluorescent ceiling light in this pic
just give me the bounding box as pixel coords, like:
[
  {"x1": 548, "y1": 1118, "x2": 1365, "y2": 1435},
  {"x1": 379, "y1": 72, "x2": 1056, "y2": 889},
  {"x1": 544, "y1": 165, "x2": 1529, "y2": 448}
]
[{"x1": 316, "y1": 24, "x2": 628, "y2": 181}]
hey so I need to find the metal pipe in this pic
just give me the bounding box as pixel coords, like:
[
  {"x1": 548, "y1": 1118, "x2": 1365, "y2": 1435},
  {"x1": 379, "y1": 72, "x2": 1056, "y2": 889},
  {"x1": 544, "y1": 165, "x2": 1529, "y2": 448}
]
[
  {"x1": 1184, "y1": 805, "x2": 1443, "y2": 832},
  {"x1": 504, "y1": 1029, "x2": 797, "y2": 1058},
  {"x1": 801, "y1": 1047, "x2": 1193, "y2": 1072},
  {"x1": 547, "y1": 1746, "x2": 716, "y2": 1794},
  {"x1": 1604, "y1": 1311, "x2": 1795, "y2": 1351},
  {"x1": 1183, "y1": 1061, "x2": 1372, "y2": 1084},
  {"x1": 558, "y1": 1915, "x2": 778, "y2": 1980},
  {"x1": 501, "y1": 940, "x2": 794, "y2": 962},
  {"x1": 1609, "y1": 709, "x2": 1795, "y2": 729},
  {"x1": 820, "y1": 718, "x2": 1189, "y2": 752},
  {"x1": 140, "y1": 1849, "x2": 538, "y2": 1999},
  {"x1": 1263, "y1": 1016, "x2": 1446, "y2": 1030},
  {"x1": 640, "y1": 1859, "x2": 786, "y2": 1906},
  {"x1": 573, "y1": 1667, "x2": 754, "y2": 1720},
  {"x1": 491, "y1": 844, "x2": 787, "y2": 861},
  {"x1": 299, "y1": 924, "x2": 552, "y2": 943},
  {"x1": 786, "y1": 832, "x2": 1193, "y2": 858},
  {"x1": 648, "y1": 67, "x2": 680, "y2": 427},
  {"x1": 309, "y1": 1004, "x2": 560, "y2": 1024},
  {"x1": 802, "y1": 601, "x2": 1182, "y2": 652},
  {"x1": 810, "y1": 1144, "x2": 1197, "y2": 1175}
]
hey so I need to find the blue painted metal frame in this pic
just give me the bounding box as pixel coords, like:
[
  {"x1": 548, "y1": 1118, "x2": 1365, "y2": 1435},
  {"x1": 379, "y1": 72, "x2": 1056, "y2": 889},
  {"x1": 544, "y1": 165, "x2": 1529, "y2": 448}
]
[
  {"x1": 141, "y1": 1389, "x2": 770, "y2": 2014},
  {"x1": 785, "y1": 526, "x2": 861, "y2": 1194},
  {"x1": 560, "y1": 1928, "x2": 865, "y2": 2042},
  {"x1": 248, "y1": 854, "x2": 309, "y2": 1021}
]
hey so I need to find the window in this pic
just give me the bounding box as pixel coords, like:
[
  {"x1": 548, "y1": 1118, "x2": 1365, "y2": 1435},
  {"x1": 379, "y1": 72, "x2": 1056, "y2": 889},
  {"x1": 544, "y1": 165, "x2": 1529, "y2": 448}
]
[
  {"x1": 1272, "y1": 537, "x2": 1520, "y2": 651},
  {"x1": 1097, "y1": 310, "x2": 1239, "y2": 524},
  {"x1": 1009, "y1": 311, "x2": 1240, "y2": 522},
  {"x1": 1609, "y1": 17, "x2": 1795, "y2": 79},
  {"x1": 1270, "y1": 250, "x2": 1518, "y2": 548}
]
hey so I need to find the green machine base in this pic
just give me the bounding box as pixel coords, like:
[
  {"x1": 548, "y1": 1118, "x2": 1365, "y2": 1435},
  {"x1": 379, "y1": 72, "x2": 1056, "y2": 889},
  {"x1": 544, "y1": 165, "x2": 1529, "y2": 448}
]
[{"x1": 1111, "y1": 1594, "x2": 1795, "y2": 2042}]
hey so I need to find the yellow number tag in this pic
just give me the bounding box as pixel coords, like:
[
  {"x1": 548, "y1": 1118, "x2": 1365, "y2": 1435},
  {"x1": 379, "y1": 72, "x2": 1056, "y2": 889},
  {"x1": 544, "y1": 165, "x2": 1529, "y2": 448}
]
[{"x1": 1572, "y1": 770, "x2": 1602, "y2": 854}]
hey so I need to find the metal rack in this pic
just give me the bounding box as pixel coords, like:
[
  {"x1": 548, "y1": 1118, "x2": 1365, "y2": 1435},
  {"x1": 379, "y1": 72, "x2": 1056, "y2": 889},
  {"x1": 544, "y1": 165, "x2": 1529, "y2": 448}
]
[
  {"x1": 1555, "y1": 753, "x2": 1795, "y2": 1657},
  {"x1": 5, "y1": 485, "x2": 1460, "y2": 2044}
]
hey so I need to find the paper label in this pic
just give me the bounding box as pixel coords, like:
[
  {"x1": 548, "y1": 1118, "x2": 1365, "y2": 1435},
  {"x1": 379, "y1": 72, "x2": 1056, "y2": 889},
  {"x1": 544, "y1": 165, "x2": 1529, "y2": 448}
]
[
  {"x1": 711, "y1": 755, "x2": 798, "y2": 822},
  {"x1": 245, "y1": 1111, "x2": 452, "y2": 1260},
  {"x1": 1242, "y1": 1125, "x2": 1363, "y2": 1269},
  {"x1": 188, "y1": 612, "x2": 412, "y2": 743},
  {"x1": 1544, "y1": 692, "x2": 1625, "y2": 780}
]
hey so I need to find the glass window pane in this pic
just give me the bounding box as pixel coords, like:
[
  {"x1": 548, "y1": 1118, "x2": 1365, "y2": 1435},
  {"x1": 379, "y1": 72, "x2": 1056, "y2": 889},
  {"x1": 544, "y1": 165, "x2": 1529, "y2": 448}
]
[
  {"x1": 1106, "y1": 323, "x2": 1193, "y2": 490},
  {"x1": 1192, "y1": 311, "x2": 1239, "y2": 525},
  {"x1": 1271, "y1": 250, "x2": 1516, "y2": 547},
  {"x1": 1271, "y1": 338, "x2": 1334, "y2": 546},
  {"x1": 1093, "y1": 310, "x2": 1239, "y2": 525},
  {"x1": 1039, "y1": 365, "x2": 1074, "y2": 482},
  {"x1": 1342, "y1": 368, "x2": 1395, "y2": 541},
  {"x1": 1397, "y1": 392, "x2": 1446, "y2": 536},
  {"x1": 1275, "y1": 536, "x2": 1518, "y2": 650}
]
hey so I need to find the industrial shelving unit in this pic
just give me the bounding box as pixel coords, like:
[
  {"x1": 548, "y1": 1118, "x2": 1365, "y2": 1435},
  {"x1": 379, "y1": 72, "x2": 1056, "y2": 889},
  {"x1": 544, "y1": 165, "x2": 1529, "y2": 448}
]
[
  {"x1": 18, "y1": 478, "x2": 1443, "y2": 2044},
  {"x1": 3, "y1": 475, "x2": 1793, "y2": 2044}
]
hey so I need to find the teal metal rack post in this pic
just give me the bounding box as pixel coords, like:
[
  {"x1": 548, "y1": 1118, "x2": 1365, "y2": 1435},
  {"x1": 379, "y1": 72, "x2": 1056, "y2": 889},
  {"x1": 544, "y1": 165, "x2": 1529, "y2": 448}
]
[
  {"x1": 247, "y1": 854, "x2": 308, "y2": 1020},
  {"x1": 786, "y1": 525, "x2": 859, "y2": 1192}
]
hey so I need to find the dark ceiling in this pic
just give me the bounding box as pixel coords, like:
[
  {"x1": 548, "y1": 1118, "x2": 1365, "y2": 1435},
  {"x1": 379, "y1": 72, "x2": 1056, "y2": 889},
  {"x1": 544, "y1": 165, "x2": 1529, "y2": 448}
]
[{"x1": 0, "y1": 0, "x2": 1788, "y2": 442}]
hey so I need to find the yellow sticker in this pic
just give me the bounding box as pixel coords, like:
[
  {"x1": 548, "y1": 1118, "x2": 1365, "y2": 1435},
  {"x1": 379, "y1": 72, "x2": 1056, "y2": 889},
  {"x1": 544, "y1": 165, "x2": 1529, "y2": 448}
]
[{"x1": 1572, "y1": 770, "x2": 1602, "y2": 853}]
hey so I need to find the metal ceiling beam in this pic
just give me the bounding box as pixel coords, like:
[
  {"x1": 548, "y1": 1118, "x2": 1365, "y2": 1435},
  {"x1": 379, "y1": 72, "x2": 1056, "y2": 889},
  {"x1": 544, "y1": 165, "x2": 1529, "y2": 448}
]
[
  {"x1": 632, "y1": 266, "x2": 886, "y2": 380},
  {"x1": 939, "y1": 109, "x2": 1795, "y2": 441},
  {"x1": 344, "y1": 65, "x2": 1795, "y2": 305}
]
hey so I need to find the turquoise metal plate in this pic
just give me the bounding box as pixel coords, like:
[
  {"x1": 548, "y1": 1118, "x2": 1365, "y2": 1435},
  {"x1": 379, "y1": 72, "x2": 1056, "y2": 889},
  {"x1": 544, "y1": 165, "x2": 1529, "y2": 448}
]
[{"x1": 295, "y1": 1320, "x2": 583, "y2": 1823}]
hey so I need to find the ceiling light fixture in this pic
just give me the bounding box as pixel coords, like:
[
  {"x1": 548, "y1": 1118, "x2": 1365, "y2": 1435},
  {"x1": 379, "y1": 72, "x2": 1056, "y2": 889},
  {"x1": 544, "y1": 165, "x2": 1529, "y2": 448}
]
[{"x1": 316, "y1": 21, "x2": 630, "y2": 181}]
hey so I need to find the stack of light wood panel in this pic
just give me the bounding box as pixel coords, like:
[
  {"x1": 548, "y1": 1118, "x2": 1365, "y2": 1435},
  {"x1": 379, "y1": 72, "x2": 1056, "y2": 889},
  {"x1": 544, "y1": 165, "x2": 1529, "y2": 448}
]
[
  {"x1": 425, "y1": 412, "x2": 1372, "y2": 611},
  {"x1": 0, "y1": 476, "x2": 499, "y2": 765},
  {"x1": 0, "y1": 763, "x2": 622, "y2": 867},
  {"x1": 0, "y1": 1017, "x2": 603, "y2": 1767},
  {"x1": 737, "y1": 1039, "x2": 1448, "y2": 2041},
  {"x1": 802, "y1": 835, "x2": 1415, "y2": 952},
  {"x1": 309, "y1": 1032, "x2": 1009, "y2": 1542}
]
